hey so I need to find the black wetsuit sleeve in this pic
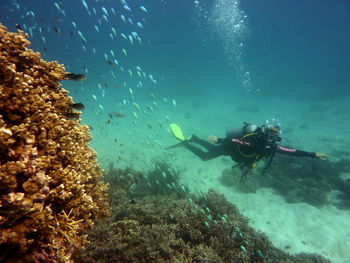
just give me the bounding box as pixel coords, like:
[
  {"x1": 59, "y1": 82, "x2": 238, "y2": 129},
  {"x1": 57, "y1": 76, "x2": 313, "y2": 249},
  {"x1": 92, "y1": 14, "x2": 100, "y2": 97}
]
[{"x1": 277, "y1": 146, "x2": 317, "y2": 158}]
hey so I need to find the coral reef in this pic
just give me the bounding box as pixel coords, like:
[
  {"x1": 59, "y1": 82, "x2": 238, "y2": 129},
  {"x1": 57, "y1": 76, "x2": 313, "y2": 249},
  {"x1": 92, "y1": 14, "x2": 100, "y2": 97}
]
[
  {"x1": 73, "y1": 162, "x2": 332, "y2": 263},
  {"x1": 219, "y1": 155, "x2": 350, "y2": 209},
  {"x1": 0, "y1": 24, "x2": 109, "y2": 262},
  {"x1": 264, "y1": 155, "x2": 350, "y2": 208},
  {"x1": 104, "y1": 161, "x2": 187, "y2": 202},
  {"x1": 220, "y1": 166, "x2": 260, "y2": 193}
]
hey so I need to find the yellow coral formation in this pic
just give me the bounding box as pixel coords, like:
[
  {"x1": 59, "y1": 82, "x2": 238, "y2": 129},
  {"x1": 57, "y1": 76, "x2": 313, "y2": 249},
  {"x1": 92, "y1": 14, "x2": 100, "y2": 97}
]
[
  {"x1": 0, "y1": 24, "x2": 109, "y2": 261},
  {"x1": 47, "y1": 209, "x2": 84, "y2": 262}
]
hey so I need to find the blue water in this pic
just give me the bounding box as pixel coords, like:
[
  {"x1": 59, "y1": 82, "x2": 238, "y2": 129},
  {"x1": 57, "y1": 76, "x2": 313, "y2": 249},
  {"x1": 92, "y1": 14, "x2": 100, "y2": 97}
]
[
  {"x1": 2, "y1": 0, "x2": 349, "y2": 99},
  {"x1": 1, "y1": 0, "x2": 350, "y2": 262},
  {"x1": 242, "y1": 0, "x2": 350, "y2": 98}
]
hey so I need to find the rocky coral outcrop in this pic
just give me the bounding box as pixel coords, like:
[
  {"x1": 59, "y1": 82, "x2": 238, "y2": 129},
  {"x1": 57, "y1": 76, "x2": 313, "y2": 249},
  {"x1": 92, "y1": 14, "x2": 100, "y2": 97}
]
[
  {"x1": 73, "y1": 162, "x2": 332, "y2": 263},
  {"x1": 0, "y1": 24, "x2": 109, "y2": 262}
]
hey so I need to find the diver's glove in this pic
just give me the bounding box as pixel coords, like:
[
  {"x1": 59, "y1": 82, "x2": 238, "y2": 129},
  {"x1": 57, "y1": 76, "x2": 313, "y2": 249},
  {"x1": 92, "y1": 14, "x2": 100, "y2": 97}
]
[
  {"x1": 315, "y1": 153, "x2": 327, "y2": 160},
  {"x1": 208, "y1": 135, "x2": 219, "y2": 144}
]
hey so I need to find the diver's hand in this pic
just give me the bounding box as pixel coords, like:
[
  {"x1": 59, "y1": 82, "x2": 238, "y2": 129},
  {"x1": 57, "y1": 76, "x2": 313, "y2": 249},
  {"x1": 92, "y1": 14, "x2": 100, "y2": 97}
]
[
  {"x1": 208, "y1": 135, "x2": 218, "y2": 144},
  {"x1": 315, "y1": 153, "x2": 327, "y2": 160}
]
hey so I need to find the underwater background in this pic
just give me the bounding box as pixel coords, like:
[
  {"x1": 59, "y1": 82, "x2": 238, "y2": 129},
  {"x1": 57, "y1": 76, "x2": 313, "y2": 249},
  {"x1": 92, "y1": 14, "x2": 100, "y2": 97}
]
[{"x1": 1, "y1": 0, "x2": 350, "y2": 262}]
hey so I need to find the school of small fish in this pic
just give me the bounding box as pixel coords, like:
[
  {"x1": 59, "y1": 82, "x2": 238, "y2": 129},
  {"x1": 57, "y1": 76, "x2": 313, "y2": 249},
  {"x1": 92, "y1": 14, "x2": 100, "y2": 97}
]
[{"x1": 1, "y1": 0, "x2": 181, "y2": 162}]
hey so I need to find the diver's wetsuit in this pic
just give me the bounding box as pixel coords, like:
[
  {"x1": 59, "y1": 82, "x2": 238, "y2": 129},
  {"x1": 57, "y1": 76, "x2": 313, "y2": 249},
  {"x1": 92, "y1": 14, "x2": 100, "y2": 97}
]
[{"x1": 183, "y1": 133, "x2": 317, "y2": 166}]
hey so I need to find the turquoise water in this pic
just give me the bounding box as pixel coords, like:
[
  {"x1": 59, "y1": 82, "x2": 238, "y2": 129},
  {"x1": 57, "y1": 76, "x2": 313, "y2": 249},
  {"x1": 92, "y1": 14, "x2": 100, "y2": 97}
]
[{"x1": 1, "y1": 0, "x2": 350, "y2": 262}]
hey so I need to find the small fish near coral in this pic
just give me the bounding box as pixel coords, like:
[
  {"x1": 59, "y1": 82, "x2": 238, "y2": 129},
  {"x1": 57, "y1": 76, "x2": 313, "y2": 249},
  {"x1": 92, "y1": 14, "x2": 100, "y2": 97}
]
[
  {"x1": 106, "y1": 60, "x2": 116, "y2": 66},
  {"x1": 109, "y1": 112, "x2": 125, "y2": 118},
  {"x1": 65, "y1": 72, "x2": 86, "y2": 81},
  {"x1": 64, "y1": 111, "x2": 81, "y2": 120},
  {"x1": 15, "y1": 23, "x2": 23, "y2": 30},
  {"x1": 70, "y1": 102, "x2": 85, "y2": 110}
]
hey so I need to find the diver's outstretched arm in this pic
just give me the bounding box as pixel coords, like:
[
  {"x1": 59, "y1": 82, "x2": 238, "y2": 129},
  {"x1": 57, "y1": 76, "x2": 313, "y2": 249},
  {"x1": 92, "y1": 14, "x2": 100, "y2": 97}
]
[{"x1": 277, "y1": 146, "x2": 326, "y2": 159}]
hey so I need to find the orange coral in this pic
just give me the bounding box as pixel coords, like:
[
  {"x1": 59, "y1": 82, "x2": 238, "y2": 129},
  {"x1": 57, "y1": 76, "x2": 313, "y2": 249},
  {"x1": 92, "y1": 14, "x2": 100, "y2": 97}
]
[{"x1": 0, "y1": 24, "x2": 109, "y2": 262}]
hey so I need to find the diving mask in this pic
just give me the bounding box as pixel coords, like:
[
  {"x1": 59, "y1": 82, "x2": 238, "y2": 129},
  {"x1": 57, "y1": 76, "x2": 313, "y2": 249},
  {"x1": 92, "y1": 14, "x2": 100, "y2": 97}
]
[
  {"x1": 262, "y1": 118, "x2": 282, "y2": 146},
  {"x1": 266, "y1": 133, "x2": 282, "y2": 143}
]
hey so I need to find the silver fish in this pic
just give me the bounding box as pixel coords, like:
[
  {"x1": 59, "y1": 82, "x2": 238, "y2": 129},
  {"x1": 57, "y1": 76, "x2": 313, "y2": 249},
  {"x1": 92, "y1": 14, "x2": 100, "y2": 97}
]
[
  {"x1": 123, "y1": 5, "x2": 131, "y2": 12},
  {"x1": 140, "y1": 6, "x2": 148, "y2": 12}
]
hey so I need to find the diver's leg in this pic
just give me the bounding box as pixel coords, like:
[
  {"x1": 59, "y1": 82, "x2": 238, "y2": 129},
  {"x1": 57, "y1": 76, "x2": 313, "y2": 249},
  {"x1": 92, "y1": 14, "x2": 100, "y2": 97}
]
[
  {"x1": 188, "y1": 135, "x2": 218, "y2": 152},
  {"x1": 182, "y1": 141, "x2": 224, "y2": 161},
  {"x1": 239, "y1": 165, "x2": 252, "y2": 184}
]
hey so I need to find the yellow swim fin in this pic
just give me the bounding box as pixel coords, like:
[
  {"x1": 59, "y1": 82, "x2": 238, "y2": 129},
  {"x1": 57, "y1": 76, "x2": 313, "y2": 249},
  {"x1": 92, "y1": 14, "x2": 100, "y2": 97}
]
[{"x1": 170, "y1": 123, "x2": 186, "y2": 141}]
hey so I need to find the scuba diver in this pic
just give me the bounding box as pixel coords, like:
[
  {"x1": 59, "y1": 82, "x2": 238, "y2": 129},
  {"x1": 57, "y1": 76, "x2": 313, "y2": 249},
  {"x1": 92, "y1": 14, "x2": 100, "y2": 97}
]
[{"x1": 168, "y1": 119, "x2": 327, "y2": 182}]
